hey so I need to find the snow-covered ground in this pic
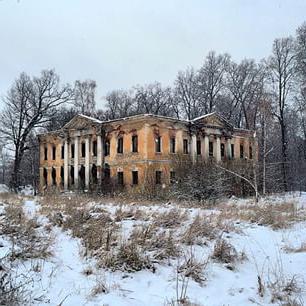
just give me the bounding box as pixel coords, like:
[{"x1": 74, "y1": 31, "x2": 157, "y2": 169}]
[{"x1": 1, "y1": 192, "x2": 306, "y2": 306}]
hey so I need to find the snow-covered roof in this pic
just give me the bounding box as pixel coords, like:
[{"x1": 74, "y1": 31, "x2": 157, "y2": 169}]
[
  {"x1": 102, "y1": 113, "x2": 189, "y2": 124},
  {"x1": 77, "y1": 114, "x2": 103, "y2": 124}
]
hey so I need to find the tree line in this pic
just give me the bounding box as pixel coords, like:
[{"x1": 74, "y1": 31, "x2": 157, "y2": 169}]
[{"x1": 0, "y1": 22, "x2": 305, "y2": 195}]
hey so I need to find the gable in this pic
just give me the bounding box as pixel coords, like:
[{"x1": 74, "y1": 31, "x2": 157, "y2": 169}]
[
  {"x1": 192, "y1": 113, "x2": 233, "y2": 130},
  {"x1": 63, "y1": 114, "x2": 102, "y2": 130}
]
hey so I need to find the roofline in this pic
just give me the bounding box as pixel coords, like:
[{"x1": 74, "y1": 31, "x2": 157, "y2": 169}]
[
  {"x1": 38, "y1": 112, "x2": 255, "y2": 137},
  {"x1": 101, "y1": 113, "x2": 189, "y2": 124}
]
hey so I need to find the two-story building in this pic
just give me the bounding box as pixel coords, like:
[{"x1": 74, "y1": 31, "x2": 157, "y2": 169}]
[{"x1": 38, "y1": 112, "x2": 257, "y2": 192}]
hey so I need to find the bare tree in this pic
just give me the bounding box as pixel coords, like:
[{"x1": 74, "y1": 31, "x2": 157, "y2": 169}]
[
  {"x1": 296, "y1": 22, "x2": 306, "y2": 82},
  {"x1": 104, "y1": 89, "x2": 135, "y2": 119},
  {"x1": 267, "y1": 37, "x2": 297, "y2": 191},
  {"x1": 225, "y1": 59, "x2": 265, "y2": 129},
  {"x1": 198, "y1": 51, "x2": 230, "y2": 113},
  {"x1": 174, "y1": 67, "x2": 202, "y2": 120},
  {"x1": 0, "y1": 70, "x2": 72, "y2": 190},
  {"x1": 74, "y1": 80, "x2": 96, "y2": 116},
  {"x1": 134, "y1": 82, "x2": 176, "y2": 117}
]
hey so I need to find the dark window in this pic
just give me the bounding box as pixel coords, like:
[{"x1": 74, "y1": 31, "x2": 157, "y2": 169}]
[
  {"x1": 117, "y1": 137, "x2": 123, "y2": 154},
  {"x1": 52, "y1": 146, "x2": 56, "y2": 160},
  {"x1": 170, "y1": 137, "x2": 176, "y2": 153},
  {"x1": 104, "y1": 164, "x2": 110, "y2": 179},
  {"x1": 183, "y1": 139, "x2": 189, "y2": 154},
  {"x1": 61, "y1": 145, "x2": 64, "y2": 159},
  {"x1": 240, "y1": 144, "x2": 244, "y2": 159},
  {"x1": 117, "y1": 171, "x2": 124, "y2": 185},
  {"x1": 132, "y1": 135, "x2": 138, "y2": 153},
  {"x1": 60, "y1": 166, "x2": 64, "y2": 184},
  {"x1": 249, "y1": 146, "x2": 253, "y2": 159},
  {"x1": 231, "y1": 144, "x2": 235, "y2": 158},
  {"x1": 105, "y1": 140, "x2": 110, "y2": 156},
  {"x1": 221, "y1": 143, "x2": 225, "y2": 157},
  {"x1": 81, "y1": 142, "x2": 86, "y2": 157},
  {"x1": 170, "y1": 171, "x2": 176, "y2": 184},
  {"x1": 209, "y1": 142, "x2": 214, "y2": 157},
  {"x1": 92, "y1": 164, "x2": 98, "y2": 184},
  {"x1": 70, "y1": 166, "x2": 74, "y2": 185},
  {"x1": 155, "y1": 136, "x2": 161, "y2": 153},
  {"x1": 132, "y1": 171, "x2": 138, "y2": 185},
  {"x1": 155, "y1": 170, "x2": 162, "y2": 184},
  {"x1": 81, "y1": 143, "x2": 86, "y2": 157},
  {"x1": 93, "y1": 140, "x2": 97, "y2": 157},
  {"x1": 44, "y1": 147, "x2": 48, "y2": 160},
  {"x1": 51, "y1": 167, "x2": 56, "y2": 185},
  {"x1": 43, "y1": 168, "x2": 48, "y2": 185},
  {"x1": 196, "y1": 140, "x2": 201, "y2": 155},
  {"x1": 71, "y1": 144, "x2": 75, "y2": 159}
]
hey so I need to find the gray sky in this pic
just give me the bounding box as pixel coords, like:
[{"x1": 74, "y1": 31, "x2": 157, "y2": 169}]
[{"x1": 0, "y1": 0, "x2": 305, "y2": 108}]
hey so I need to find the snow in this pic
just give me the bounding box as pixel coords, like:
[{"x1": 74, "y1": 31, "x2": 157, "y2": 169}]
[
  {"x1": 0, "y1": 184, "x2": 9, "y2": 193},
  {"x1": 1, "y1": 193, "x2": 306, "y2": 305}
]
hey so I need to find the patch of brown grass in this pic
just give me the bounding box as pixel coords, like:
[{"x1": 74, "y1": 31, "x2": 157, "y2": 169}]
[
  {"x1": 181, "y1": 214, "x2": 217, "y2": 245},
  {"x1": 153, "y1": 208, "x2": 189, "y2": 229},
  {"x1": 2, "y1": 203, "x2": 53, "y2": 260}
]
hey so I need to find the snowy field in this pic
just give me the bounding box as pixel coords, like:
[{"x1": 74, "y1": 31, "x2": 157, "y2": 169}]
[{"x1": 1, "y1": 190, "x2": 306, "y2": 306}]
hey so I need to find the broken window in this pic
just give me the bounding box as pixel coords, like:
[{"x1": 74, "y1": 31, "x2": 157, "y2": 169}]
[
  {"x1": 117, "y1": 171, "x2": 124, "y2": 185},
  {"x1": 231, "y1": 144, "x2": 235, "y2": 159},
  {"x1": 132, "y1": 171, "x2": 138, "y2": 185},
  {"x1": 132, "y1": 135, "x2": 138, "y2": 153},
  {"x1": 81, "y1": 142, "x2": 86, "y2": 157},
  {"x1": 170, "y1": 137, "x2": 176, "y2": 153},
  {"x1": 240, "y1": 144, "x2": 244, "y2": 159},
  {"x1": 170, "y1": 171, "x2": 176, "y2": 184},
  {"x1": 155, "y1": 170, "x2": 162, "y2": 185},
  {"x1": 183, "y1": 139, "x2": 189, "y2": 154},
  {"x1": 43, "y1": 168, "x2": 48, "y2": 185},
  {"x1": 117, "y1": 137, "x2": 123, "y2": 154},
  {"x1": 70, "y1": 166, "x2": 74, "y2": 185},
  {"x1": 209, "y1": 142, "x2": 214, "y2": 157},
  {"x1": 52, "y1": 146, "x2": 56, "y2": 160},
  {"x1": 249, "y1": 146, "x2": 253, "y2": 159},
  {"x1": 221, "y1": 143, "x2": 225, "y2": 158},
  {"x1": 71, "y1": 144, "x2": 75, "y2": 159},
  {"x1": 51, "y1": 167, "x2": 56, "y2": 185},
  {"x1": 155, "y1": 136, "x2": 161, "y2": 153},
  {"x1": 104, "y1": 164, "x2": 110, "y2": 180},
  {"x1": 93, "y1": 140, "x2": 97, "y2": 157},
  {"x1": 61, "y1": 145, "x2": 64, "y2": 159},
  {"x1": 196, "y1": 140, "x2": 201, "y2": 155},
  {"x1": 104, "y1": 140, "x2": 110, "y2": 156},
  {"x1": 60, "y1": 166, "x2": 64, "y2": 185},
  {"x1": 44, "y1": 147, "x2": 48, "y2": 160}
]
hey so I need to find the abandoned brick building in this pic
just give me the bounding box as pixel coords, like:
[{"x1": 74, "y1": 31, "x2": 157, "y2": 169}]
[{"x1": 38, "y1": 113, "x2": 257, "y2": 192}]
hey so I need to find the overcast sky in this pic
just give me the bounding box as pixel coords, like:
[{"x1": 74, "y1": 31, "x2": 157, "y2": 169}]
[{"x1": 0, "y1": 0, "x2": 305, "y2": 108}]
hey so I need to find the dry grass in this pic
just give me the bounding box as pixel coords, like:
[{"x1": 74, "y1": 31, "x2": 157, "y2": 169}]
[
  {"x1": 211, "y1": 238, "x2": 238, "y2": 265},
  {"x1": 216, "y1": 200, "x2": 302, "y2": 230},
  {"x1": 269, "y1": 274, "x2": 305, "y2": 304},
  {"x1": 99, "y1": 240, "x2": 155, "y2": 273},
  {"x1": 1, "y1": 203, "x2": 53, "y2": 260},
  {"x1": 181, "y1": 214, "x2": 218, "y2": 246},
  {"x1": 178, "y1": 250, "x2": 209, "y2": 285},
  {"x1": 284, "y1": 243, "x2": 306, "y2": 253},
  {"x1": 153, "y1": 208, "x2": 188, "y2": 229}
]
